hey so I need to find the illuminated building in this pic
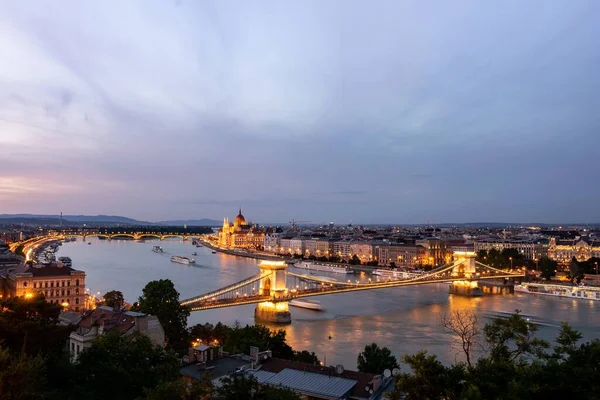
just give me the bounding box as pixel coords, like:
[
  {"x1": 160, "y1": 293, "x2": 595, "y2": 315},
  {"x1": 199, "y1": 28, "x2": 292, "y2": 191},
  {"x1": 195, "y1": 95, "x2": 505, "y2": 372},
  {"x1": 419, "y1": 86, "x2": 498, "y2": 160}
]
[
  {"x1": 1, "y1": 261, "x2": 86, "y2": 311},
  {"x1": 378, "y1": 244, "x2": 426, "y2": 267},
  {"x1": 548, "y1": 236, "x2": 600, "y2": 264},
  {"x1": 473, "y1": 239, "x2": 548, "y2": 260},
  {"x1": 218, "y1": 209, "x2": 265, "y2": 249}
]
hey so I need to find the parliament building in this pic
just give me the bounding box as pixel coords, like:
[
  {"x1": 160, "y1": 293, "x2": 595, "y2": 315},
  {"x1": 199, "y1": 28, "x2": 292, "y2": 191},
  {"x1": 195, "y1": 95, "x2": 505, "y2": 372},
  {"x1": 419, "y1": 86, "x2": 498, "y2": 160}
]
[{"x1": 218, "y1": 209, "x2": 265, "y2": 249}]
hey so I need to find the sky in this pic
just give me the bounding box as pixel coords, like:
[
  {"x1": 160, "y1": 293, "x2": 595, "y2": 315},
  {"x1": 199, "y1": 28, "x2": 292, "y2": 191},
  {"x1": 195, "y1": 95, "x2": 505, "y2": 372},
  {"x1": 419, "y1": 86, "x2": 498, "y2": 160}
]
[{"x1": 1, "y1": 1, "x2": 599, "y2": 224}]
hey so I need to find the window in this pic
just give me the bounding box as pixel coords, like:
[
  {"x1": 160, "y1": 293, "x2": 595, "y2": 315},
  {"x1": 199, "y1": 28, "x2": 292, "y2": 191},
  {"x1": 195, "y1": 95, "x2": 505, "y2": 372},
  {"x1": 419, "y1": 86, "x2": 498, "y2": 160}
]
[
  {"x1": 67, "y1": 281, "x2": 70, "y2": 287},
  {"x1": 67, "y1": 290, "x2": 70, "y2": 296},
  {"x1": 51, "y1": 282, "x2": 54, "y2": 288},
  {"x1": 33, "y1": 282, "x2": 37, "y2": 289},
  {"x1": 45, "y1": 282, "x2": 48, "y2": 288},
  {"x1": 23, "y1": 282, "x2": 27, "y2": 288},
  {"x1": 75, "y1": 297, "x2": 79, "y2": 304},
  {"x1": 62, "y1": 281, "x2": 65, "y2": 287},
  {"x1": 71, "y1": 343, "x2": 75, "y2": 353},
  {"x1": 76, "y1": 279, "x2": 79, "y2": 286},
  {"x1": 76, "y1": 345, "x2": 80, "y2": 354}
]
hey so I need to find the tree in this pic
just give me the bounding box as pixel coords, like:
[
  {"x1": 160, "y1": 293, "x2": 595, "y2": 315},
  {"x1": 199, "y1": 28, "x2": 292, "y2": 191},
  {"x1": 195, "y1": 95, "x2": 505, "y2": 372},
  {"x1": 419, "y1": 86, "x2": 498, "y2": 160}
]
[
  {"x1": 349, "y1": 254, "x2": 361, "y2": 265},
  {"x1": 388, "y1": 351, "x2": 465, "y2": 400},
  {"x1": 483, "y1": 310, "x2": 549, "y2": 363},
  {"x1": 141, "y1": 376, "x2": 213, "y2": 400},
  {"x1": 103, "y1": 290, "x2": 124, "y2": 309},
  {"x1": 0, "y1": 294, "x2": 72, "y2": 361},
  {"x1": 441, "y1": 310, "x2": 481, "y2": 366},
  {"x1": 134, "y1": 279, "x2": 190, "y2": 351},
  {"x1": 569, "y1": 257, "x2": 583, "y2": 282},
  {"x1": 357, "y1": 343, "x2": 399, "y2": 374},
  {"x1": 72, "y1": 331, "x2": 180, "y2": 400},
  {"x1": 292, "y1": 350, "x2": 319, "y2": 364},
  {"x1": 538, "y1": 257, "x2": 557, "y2": 280},
  {"x1": 0, "y1": 346, "x2": 48, "y2": 400}
]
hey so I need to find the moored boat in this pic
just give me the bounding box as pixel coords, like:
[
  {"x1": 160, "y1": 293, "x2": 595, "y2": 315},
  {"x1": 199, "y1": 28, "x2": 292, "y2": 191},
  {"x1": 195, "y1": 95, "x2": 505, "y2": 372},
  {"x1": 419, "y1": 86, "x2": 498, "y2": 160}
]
[
  {"x1": 515, "y1": 283, "x2": 600, "y2": 301},
  {"x1": 295, "y1": 261, "x2": 353, "y2": 274},
  {"x1": 152, "y1": 246, "x2": 163, "y2": 253}
]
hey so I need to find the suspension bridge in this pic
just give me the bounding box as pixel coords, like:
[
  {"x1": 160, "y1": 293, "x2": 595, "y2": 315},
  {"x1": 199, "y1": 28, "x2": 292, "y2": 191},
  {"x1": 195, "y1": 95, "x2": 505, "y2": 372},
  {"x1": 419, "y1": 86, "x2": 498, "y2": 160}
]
[{"x1": 180, "y1": 252, "x2": 524, "y2": 323}]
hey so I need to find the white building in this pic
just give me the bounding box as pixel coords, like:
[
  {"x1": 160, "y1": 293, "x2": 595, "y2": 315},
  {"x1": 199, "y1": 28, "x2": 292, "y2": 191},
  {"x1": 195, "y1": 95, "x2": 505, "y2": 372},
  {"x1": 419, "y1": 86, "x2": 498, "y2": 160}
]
[{"x1": 264, "y1": 233, "x2": 282, "y2": 254}]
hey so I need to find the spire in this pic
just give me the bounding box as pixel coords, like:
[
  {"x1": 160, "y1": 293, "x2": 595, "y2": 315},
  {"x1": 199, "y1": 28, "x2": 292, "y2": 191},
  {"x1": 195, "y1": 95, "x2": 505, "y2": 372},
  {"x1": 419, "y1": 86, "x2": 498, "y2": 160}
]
[{"x1": 239, "y1": 207, "x2": 242, "y2": 216}]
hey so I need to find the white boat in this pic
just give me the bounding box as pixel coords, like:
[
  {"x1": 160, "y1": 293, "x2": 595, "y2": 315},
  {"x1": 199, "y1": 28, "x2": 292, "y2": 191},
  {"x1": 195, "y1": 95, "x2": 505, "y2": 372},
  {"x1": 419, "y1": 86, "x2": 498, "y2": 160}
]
[
  {"x1": 152, "y1": 246, "x2": 163, "y2": 253},
  {"x1": 170, "y1": 256, "x2": 195, "y2": 265},
  {"x1": 295, "y1": 261, "x2": 354, "y2": 274},
  {"x1": 192, "y1": 252, "x2": 198, "y2": 256},
  {"x1": 372, "y1": 269, "x2": 401, "y2": 278},
  {"x1": 289, "y1": 299, "x2": 324, "y2": 311},
  {"x1": 515, "y1": 283, "x2": 600, "y2": 301}
]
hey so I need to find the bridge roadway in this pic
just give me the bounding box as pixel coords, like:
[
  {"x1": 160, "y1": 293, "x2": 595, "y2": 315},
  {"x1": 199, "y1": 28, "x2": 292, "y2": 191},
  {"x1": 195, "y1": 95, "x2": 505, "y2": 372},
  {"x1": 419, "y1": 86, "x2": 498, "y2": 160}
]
[{"x1": 184, "y1": 267, "x2": 524, "y2": 311}]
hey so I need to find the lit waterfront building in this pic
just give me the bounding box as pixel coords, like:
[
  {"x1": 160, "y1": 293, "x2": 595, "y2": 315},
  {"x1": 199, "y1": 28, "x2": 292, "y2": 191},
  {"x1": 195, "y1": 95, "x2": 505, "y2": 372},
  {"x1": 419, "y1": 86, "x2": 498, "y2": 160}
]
[
  {"x1": 378, "y1": 243, "x2": 426, "y2": 267},
  {"x1": 350, "y1": 242, "x2": 376, "y2": 263},
  {"x1": 548, "y1": 236, "x2": 600, "y2": 264},
  {"x1": 333, "y1": 240, "x2": 353, "y2": 260},
  {"x1": 218, "y1": 209, "x2": 265, "y2": 249},
  {"x1": 1, "y1": 261, "x2": 86, "y2": 311},
  {"x1": 416, "y1": 238, "x2": 452, "y2": 266},
  {"x1": 263, "y1": 233, "x2": 281, "y2": 253}
]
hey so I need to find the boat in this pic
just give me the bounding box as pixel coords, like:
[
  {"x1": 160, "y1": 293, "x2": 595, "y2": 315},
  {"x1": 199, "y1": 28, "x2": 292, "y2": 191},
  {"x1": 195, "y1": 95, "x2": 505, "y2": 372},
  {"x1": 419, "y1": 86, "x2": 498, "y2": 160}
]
[
  {"x1": 87, "y1": 242, "x2": 91, "y2": 245},
  {"x1": 212, "y1": 251, "x2": 217, "y2": 254},
  {"x1": 152, "y1": 246, "x2": 163, "y2": 253},
  {"x1": 515, "y1": 283, "x2": 600, "y2": 301},
  {"x1": 372, "y1": 269, "x2": 422, "y2": 279},
  {"x1": 170, "y1": 256, "x2": 195, "y2": 265},
  {"x1": 295, "y1": 261, "x2": 354, "y2": 274},
  {"x1": 58, "y1": 256, "x2": 72, "y2": 267},
  {"x1": 289, "y1": 299, "x2": 324, "y2": 311},
  {"x1": 192, "y1": 252, "x2": 198, "y2": 256}
]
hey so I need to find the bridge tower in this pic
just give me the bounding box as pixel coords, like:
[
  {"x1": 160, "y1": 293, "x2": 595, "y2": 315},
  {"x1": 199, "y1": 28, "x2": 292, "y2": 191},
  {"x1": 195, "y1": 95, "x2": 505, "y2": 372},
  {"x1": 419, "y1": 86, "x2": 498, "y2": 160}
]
[
  {"x1": 255, "y1": 261, "x2": 291, "y2": 324},
  {"x1": 449, "y1": 251, "x2": 482, "y2": 296}
]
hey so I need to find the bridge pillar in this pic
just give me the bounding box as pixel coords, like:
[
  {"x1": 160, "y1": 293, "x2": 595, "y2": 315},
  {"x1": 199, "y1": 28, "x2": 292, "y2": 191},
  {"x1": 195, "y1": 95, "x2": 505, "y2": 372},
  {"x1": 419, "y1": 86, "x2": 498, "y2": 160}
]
[
  {"x1": 450, "y1": 251, "x2": 482, "y2": 296},
  {"x1": 254, "y1": 261, "x2": 291, "y2": 324}
]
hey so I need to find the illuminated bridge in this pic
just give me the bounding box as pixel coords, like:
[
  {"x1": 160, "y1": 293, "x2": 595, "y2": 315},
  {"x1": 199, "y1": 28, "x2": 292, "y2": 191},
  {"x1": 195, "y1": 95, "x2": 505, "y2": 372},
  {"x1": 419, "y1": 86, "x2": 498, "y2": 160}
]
[
  {"x1": 57, "y1": 231, "x2": 207, "y2": 241},
  {"x1": 181, "y1": 252, "x2": 524, "y2": 323}
]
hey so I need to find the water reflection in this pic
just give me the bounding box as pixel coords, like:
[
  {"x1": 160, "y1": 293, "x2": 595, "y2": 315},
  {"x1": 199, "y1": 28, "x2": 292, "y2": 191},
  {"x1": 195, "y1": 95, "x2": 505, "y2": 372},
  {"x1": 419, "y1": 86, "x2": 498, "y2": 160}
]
[{"x1": 59, "y1": 239, "x2": 600, "y2": 368}]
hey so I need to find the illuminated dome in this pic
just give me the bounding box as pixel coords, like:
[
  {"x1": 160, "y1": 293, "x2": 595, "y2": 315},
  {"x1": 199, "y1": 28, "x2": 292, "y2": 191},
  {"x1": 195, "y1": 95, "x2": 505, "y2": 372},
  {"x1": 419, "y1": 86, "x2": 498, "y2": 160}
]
[{"x1": 234, "y1": 208, "x2": 247, "y2": 226}]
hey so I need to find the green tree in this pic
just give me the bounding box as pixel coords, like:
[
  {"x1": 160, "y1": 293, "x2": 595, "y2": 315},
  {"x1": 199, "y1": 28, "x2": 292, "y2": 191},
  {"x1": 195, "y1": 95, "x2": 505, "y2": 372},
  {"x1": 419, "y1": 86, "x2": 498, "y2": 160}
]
[
  {"x1": 134, "y1": 279, "x2": 190, "y2": 351},
  {"x1": 349, "y1": 254, "x2": 361, "y2": 265},
  {"x1": 357, "y1": 343, "x2": 399, "y2": 374},
  {"x1": 0, "y1": 346, "x2": 48, "y2": 400},
  {"x1": 293, "y1": 350, "x2": 319, "y2": 364},
  {"x1": 103, "y1": 290, "x2": 125, "y2": 309},
  {"x1": 72, "y1": 331, "x2": 180, "y2": 400},
  {"x1": 538, "y1": 257, "x2": 558, "y2": 280},
  {"x1": 388, "y1": 351, "x2": 465, "y2": 400}
]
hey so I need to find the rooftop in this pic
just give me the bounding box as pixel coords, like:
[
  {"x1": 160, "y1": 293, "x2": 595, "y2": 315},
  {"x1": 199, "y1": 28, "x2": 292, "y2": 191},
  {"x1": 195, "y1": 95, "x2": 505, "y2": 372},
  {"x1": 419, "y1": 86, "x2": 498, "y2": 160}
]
[
  {"x1": 180, "y1": 356, "x2": 250, "y2": 381},
  {"x1": 251, "y1": 368, "x2": 357, "y2": 399}
]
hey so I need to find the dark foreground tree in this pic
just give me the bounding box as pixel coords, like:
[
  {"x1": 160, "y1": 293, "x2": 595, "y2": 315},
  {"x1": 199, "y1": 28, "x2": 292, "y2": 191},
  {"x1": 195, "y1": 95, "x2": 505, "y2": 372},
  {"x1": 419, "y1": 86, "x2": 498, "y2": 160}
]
[
  {"x1": 103, "y1": 290, "x2": 125, "y2": 309},
  {"x1": 134, "y1": 279, "x2": 190, "y2": 351},
  {"x1": 72, "y1": 331, "x2": 180, "y2": 400},
  {"x1": 539, "y1": 257, "x2": 558, "y2": 280},
  {"x1": 357, "y1": 343, "x2": 399, "y2": 374},
  {"x1": 440, "y1": 310, "x2": 481, "y2": 366},
  {"x1": 0, "y1": 346, "x2": 47, "y2": 400}
]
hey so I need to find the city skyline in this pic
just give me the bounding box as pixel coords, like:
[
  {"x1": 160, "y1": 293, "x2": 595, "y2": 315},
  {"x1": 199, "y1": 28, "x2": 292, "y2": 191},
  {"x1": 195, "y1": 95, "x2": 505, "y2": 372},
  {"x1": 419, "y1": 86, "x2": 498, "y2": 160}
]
[{"x1": 1, "y1": 1, "x2": 600, "y2": 224}]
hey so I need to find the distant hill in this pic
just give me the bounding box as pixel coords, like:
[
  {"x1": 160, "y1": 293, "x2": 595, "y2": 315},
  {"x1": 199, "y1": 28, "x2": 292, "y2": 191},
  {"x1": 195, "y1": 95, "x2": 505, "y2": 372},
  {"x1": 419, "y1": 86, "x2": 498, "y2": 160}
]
[
  {"x1": 156, "y1": 219, "x2": 221, "y2": 227},
  {"x1": 0, "y1": 214, "x2": 152, "y2": 225}
]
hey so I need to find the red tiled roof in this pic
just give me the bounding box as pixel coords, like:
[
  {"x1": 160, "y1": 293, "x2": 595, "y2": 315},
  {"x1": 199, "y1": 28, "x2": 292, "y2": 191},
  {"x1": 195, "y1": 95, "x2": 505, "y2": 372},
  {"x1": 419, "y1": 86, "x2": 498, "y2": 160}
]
[
  {"x1": 78, "y1": 307, "x2": 136, "y2": 334},
  {"x1": 16, "y1": 264, "x2": 82, "y2": 277}
]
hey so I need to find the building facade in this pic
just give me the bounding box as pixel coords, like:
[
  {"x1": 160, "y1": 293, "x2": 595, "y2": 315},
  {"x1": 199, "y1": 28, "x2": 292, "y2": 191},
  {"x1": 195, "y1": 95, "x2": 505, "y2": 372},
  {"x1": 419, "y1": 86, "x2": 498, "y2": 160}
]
[
  {"x1": 69, "y1": 305, "x2": 164, "y2": 361},
  {"x1": 473, "y1": 239, "x2": 548, "y2": 260},
  {"x1": 416, "y1": 238, "x2": 452, "y2": 266},
  {"x1": 218, "y1": 209, "x2": 265, "y2": 249},
  {"x1": 263, "y1": 233, "x2": 281, "y2": 254},
  {"x1": 548, "y1": 237, "x2": 600, "y2": 264},
  {"x1": 378, "y1": 244, "x2": 426, "y2": 267},
  {"x1": 1, "y1": 262, "x2": 86, "y2": 311}
]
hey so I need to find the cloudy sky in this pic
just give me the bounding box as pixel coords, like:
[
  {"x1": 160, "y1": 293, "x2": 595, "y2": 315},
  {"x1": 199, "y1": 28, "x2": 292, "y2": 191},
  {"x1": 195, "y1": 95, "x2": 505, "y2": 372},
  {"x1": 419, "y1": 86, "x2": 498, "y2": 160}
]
[{"x1": 1, "y1": 1, "x2": 599, "y2": 224}]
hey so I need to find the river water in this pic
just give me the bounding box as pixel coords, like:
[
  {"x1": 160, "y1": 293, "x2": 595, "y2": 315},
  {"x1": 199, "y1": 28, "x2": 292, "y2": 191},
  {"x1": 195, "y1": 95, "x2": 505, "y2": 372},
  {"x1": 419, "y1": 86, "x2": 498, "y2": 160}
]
[{"x1": 58, "y1": 238, "x2": 599, "y2": 369}]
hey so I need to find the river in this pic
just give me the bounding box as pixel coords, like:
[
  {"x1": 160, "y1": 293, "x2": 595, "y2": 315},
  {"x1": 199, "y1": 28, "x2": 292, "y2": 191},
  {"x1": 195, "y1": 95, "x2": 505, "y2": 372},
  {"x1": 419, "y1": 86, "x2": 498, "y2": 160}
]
[{"x1": 57, "y1": 238, "x2": 599, "y2": 369}]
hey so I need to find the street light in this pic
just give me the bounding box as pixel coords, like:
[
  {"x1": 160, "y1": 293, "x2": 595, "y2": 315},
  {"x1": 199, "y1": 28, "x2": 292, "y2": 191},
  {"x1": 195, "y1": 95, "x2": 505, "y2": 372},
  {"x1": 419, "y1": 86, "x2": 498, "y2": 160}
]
[{"x1": 509, "y1": 257, "x2": 513, "y2": 270}]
